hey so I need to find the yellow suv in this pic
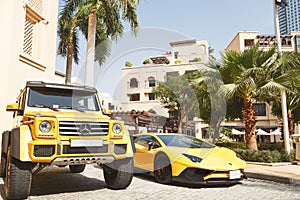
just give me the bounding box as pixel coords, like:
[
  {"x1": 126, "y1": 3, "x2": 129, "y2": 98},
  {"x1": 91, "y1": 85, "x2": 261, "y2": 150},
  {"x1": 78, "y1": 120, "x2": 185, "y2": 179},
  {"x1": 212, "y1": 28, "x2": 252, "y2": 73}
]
[{"x1": 0, "y1": 81, "x2": 134, "y2": 199}]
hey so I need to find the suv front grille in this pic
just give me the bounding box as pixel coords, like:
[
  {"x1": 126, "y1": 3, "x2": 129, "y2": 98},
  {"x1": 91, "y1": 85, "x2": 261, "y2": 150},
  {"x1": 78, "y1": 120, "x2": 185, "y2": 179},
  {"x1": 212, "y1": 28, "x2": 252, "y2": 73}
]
[
  {"x1": 63, "y1": 145, "x2": 108, "y2": 154},
  {"x1": 59, "y1": 121, "x2": 109, "y2": 136},
  {"x1": 34, "y1": 145, "x2": 55, "y2": 157}
]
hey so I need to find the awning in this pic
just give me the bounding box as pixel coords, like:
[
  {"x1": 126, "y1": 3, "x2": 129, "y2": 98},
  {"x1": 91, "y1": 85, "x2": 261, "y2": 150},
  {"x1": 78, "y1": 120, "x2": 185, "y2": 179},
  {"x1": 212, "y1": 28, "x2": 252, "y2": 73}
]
[
  {"x1": 232, "y1": 128, "x2": 245, "y2": 135},
  {"x1": 269, "y1": 128, "x2": 281, "y2": 135},
  {"x1": 257, "y1": 128, "x2": 269, "y2": 135}
]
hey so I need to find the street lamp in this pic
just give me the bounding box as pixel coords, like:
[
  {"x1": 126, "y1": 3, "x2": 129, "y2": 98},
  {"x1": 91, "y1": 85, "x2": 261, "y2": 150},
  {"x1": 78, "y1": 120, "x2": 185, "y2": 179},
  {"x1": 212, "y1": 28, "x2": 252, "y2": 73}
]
[
  {"x1": 273, "y1": 0, "x2": 290, "y2": 154},
  {"x1": 275, "y1": 0, "x2": 288, "y2": 8}
]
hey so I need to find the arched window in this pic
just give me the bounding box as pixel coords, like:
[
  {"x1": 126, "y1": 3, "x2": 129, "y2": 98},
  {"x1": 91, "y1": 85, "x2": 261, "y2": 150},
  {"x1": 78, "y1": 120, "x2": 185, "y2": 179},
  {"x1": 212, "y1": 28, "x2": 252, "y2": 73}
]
[
  {"x1": 130, "y1": 78, "x2": 138, "y2": 88},
  {"x1": 148, "y1": 76, "x2": 156, "y2": 87}
]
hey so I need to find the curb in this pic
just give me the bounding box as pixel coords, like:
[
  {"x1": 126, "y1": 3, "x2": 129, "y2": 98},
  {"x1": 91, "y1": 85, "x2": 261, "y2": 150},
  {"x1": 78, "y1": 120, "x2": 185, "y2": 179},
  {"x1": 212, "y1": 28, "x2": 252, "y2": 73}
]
[
  {"x1": 246, "y1": 162, "x2": 293, "y2": 166},
  {"x1": 246, "y1": 172, "x2": 300, "y2": 186}
]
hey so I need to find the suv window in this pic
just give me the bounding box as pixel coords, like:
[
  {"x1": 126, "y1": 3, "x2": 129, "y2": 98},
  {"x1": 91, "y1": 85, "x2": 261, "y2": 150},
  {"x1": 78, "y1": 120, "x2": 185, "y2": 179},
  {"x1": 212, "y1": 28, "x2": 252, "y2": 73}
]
[{"x1": 27, "y1": 87, "x2": 100, "y2": 111}]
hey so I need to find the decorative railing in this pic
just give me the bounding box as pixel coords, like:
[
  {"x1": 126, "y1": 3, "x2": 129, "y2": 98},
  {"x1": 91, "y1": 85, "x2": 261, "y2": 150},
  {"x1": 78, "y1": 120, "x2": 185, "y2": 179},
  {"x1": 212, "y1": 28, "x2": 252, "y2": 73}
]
[
  {"x1": 27, "y1": 0, "x2": 43, "y2": 16},
  {"x1": 23, "y1": 19, "x2": 34, "y2": 56}
]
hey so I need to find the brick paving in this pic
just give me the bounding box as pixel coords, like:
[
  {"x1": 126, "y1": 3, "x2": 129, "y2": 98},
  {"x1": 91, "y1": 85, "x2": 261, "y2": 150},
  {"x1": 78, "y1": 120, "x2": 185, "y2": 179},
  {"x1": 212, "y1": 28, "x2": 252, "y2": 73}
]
[{"x1": 0, "y1": 164, "x2": 299, "y2": 200}]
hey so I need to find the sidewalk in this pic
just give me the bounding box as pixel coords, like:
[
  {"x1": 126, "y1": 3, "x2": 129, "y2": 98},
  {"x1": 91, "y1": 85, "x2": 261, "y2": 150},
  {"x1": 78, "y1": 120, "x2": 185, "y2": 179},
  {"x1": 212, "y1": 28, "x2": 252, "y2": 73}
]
[{"x1": 245, "y1": 161, "x2": 300, "y2": 185}]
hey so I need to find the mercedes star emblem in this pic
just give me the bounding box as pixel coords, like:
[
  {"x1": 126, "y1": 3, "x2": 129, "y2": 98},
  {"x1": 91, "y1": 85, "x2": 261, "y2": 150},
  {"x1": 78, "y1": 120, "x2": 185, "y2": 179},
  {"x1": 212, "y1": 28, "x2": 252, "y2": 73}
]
[{"x1": 79, "y1": 123, "x2": 92, "y2": 135}]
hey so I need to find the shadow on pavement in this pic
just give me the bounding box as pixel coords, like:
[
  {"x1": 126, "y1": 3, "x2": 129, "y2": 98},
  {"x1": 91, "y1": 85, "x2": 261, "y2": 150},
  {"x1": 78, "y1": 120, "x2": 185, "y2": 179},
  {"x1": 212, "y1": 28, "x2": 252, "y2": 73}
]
[
  {"x1": 30, "y1": 167, "x2": 106, "y2": 196},
  {"x1": 133, "y1": 172, "x2": 241, "y2": 189},
  {"x1": 0, "y1": 166, "x2": 107, "y2": 197}
]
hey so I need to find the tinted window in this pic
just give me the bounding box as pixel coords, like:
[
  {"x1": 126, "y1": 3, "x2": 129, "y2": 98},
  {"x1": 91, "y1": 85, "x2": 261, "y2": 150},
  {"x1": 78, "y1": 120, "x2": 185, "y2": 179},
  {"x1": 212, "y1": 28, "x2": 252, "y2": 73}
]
[
  {"x1": 157, "y1": 135, "x2": 214, "y2": 148},
  {"x1": 135, "y1": 135, "x2": 161, "y2": 149}
]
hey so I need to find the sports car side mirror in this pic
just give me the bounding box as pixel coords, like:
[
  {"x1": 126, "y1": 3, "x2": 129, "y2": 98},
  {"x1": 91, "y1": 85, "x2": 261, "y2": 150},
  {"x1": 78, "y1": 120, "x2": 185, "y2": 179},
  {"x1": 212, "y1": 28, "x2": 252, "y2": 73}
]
[{"x1": 148, "y1": 141, "x2": 154, "y2": 150}]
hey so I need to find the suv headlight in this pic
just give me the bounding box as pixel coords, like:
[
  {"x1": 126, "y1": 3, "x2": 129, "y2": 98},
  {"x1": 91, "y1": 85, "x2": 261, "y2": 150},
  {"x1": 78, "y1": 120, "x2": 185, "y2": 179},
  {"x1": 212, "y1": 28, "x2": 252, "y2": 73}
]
[
  {"x1": 39, "y1": 121, "x2": 52, "y2": 133},
  {"x1": 112, "y1": 123, "x2": 122, "y2": 134}
]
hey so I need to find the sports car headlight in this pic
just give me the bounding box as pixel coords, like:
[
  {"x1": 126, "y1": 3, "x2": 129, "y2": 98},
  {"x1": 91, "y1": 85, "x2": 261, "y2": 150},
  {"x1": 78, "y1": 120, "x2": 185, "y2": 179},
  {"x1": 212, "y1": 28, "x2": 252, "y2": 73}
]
[
  {"x1": 182, "y1": 153, "x2": 202, "y2": 163},
  {"x1": 39, "y1": 121, "x2": 52, "y2": 133},
  {"x1": 112, "y1": 123, "x2": 122, "y2": 134}
]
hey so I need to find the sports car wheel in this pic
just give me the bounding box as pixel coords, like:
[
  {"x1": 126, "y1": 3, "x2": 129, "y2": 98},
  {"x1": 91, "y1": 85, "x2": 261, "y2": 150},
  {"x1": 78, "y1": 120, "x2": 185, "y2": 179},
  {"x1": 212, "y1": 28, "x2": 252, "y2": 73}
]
[
  {"x1": 69, "y1": 164, "x2": 86, "y2": 173},
  {"x1": 154, "y1": 153, "x2": 172, "y2": 184}
]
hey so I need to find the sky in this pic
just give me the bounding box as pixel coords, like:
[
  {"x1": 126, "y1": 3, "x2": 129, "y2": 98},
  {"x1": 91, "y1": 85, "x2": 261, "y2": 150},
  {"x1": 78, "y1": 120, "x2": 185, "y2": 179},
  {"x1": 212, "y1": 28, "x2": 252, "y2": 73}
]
[{"x1": 56, "y1": 0, "x2": 276, "y2": 99}]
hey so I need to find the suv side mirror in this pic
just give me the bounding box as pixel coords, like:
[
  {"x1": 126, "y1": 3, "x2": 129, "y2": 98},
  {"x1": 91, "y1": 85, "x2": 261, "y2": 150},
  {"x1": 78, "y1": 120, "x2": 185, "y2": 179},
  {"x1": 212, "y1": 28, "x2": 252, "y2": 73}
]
[
  {"x1": 6, "y1": 103, "x2": 18, "y2": 112},
  {"x1": 103, "y1": 108, "x2": 112, "y2": 115}
]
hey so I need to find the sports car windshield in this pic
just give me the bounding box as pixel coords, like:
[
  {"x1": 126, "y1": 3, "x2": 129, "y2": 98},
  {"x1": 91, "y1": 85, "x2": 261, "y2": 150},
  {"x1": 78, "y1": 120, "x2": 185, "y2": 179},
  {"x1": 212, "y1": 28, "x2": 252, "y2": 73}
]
[
  {"x1": 157, "y1": 135, "x2": 214, "y2": 148},
  {"x1": 27, "y1": 87, "x2": 100, "y2": 111}
]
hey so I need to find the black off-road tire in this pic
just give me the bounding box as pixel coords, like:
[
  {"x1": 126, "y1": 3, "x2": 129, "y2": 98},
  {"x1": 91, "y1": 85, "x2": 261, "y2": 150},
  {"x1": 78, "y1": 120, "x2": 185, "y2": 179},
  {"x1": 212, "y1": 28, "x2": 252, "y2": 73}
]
[
  {"x1": 69, "y1": 164, "x2": 86, "y2": 173},
  {"x1": 4, "y1": 146, "x2": 32, "y2": 200},
  {"x1": 0, "y1": 151, "x2": 7, "y2": 177},
  {"x1": 154, "y1": 153, "x2": 172, "y2": 184},
  {"x1": 103, "y1": 158, "x2": 134, "y2": 189}
]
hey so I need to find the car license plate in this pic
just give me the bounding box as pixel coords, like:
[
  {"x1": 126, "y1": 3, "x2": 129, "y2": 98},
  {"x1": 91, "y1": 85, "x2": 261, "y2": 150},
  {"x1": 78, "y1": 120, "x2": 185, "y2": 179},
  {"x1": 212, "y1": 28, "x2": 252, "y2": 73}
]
[
  {"x1": 229, "y1": 170, "x2": 241, "y2": 179},
  {"x1": 70, "y1": 139, "x2": 103, "y2": 147}
]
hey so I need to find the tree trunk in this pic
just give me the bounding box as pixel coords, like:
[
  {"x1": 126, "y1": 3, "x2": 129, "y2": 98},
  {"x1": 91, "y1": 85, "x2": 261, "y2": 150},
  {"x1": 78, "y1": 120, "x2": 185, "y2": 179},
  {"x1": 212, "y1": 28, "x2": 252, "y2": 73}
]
[
  {"x1": 65, "y1": 29, "x2": 74, "y2": 85},
  {"x1": 212, "y1": 118, "x2": 222, "y2": 144},
  {"x1": 177, "y1": 110, "x2": 182, "y2": 133},
  {"x1": 242, "y1": 97, "x2": 258, "y2": 151},
  {"x1": 288, "y1": 110, "x2": 294, "y2": 135},
  {"x1": 84, "y1": 5, "x2": 97, "y2": 87},
  {"x1": 287, "y1": 110, "x2": 294, "y2": 150}
]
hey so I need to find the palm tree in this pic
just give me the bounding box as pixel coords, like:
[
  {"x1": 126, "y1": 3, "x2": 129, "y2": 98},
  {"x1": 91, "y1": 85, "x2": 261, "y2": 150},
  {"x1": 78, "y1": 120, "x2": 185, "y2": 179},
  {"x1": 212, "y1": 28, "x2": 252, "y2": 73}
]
[
  {"x1": 208, "y1": 46, "x2": 216, "y2": 62},
  {"x1": 217, "y1": 44, "x2": 300, "y2": 151},
  {"x1": 271, "y1": 92, "x2": 298, "y2": 151},
  {"x1": 271, "y1": 85, "x2": 300, "y2": 147},
  {"x1": 57, "y1": 0, "x2": 139, "y2": 85},
  {"x1": 153, "y1": 74, "x2": 199, "y2": 133},
  {"x1": 188, "y1": 69, "x2": 226, "y2": 142}
]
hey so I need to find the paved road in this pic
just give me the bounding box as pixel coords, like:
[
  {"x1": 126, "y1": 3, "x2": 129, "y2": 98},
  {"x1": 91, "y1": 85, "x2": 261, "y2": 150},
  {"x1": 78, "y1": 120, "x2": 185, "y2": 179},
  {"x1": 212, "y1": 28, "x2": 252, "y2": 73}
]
[{"x1": 0, "y1": 165, "x2": 300, "y2": 200}]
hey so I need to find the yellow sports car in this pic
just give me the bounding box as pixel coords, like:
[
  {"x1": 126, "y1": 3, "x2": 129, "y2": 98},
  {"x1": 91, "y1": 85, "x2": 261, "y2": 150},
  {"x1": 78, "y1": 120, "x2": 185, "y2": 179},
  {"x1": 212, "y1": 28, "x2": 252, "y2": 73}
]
[{"x1": 133, "y1": 133, "x2": 246, "y2": 185}]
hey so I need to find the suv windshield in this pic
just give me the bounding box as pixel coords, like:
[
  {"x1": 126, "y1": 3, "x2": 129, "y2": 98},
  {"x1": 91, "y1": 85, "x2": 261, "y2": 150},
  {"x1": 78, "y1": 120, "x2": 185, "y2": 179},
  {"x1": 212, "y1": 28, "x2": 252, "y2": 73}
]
[{"x1": 27, "y1": 87, "x2": 100, "y2": 111}]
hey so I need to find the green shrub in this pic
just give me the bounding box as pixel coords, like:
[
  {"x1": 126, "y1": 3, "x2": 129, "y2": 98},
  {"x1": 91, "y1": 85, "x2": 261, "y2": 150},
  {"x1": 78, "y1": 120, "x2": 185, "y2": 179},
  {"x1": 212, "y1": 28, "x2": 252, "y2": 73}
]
[
  {"x1": 216, "y1": 141, "x2": 285, "y2": 151},
  {"x1": 216, "y1": 141, "x2": 296, "y2": 163},
  {"x1": 142, "y1": 59, "x2": 151, "y2": 65},
  {"x1": 280, "y1": 150, "x2": 296, "y2": 162},
  {"x1": 125, "y1": 61, "x2": 133, "y2": 67},
  {"x1": 257, "y1": 142, "x2": 283, "y2": 152},
  {"x1": 232, "y1": 148, "x2": 296, "y2": 163},
  {"x1": 216, "y1": 141, "x2": 246, "y2": 149}
]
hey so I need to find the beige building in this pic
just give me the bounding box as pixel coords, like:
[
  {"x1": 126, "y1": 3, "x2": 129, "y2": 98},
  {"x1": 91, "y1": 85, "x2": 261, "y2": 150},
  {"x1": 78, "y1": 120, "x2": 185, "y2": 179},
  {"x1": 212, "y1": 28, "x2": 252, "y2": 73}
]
[
  {"x1": 226, "y1": 31, "x2": 300, "y2": 52},
  {"x1": 0, "y1": 0, "x2": 63, "y2": 132},
  {"x1": 224, "y1": 31, "x2": 300, "y2": 140},
  {"x1": 119, "y1": 40, "x2": 209, "y2": 135},
  {"x1": 121, "y1": 39, "x2": 209, "y2": 117}
]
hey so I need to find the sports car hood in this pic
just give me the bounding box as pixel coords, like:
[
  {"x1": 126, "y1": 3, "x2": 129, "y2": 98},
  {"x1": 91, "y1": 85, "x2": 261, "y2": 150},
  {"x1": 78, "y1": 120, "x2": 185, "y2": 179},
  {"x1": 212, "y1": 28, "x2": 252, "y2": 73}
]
[
  {"x1": 198, "y1": 146, "x2": 246, "y2": 170},
  {"x1": 167, "y1": 146, "x2": 246, "y2": 171}
]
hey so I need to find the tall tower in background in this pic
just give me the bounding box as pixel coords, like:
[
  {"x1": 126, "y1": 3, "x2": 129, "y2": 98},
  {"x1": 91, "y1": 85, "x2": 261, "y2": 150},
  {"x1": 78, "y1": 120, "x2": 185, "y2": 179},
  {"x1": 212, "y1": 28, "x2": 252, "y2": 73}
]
[{"x1": 278, "y1": 0, "x2": 300, "y2": 34}]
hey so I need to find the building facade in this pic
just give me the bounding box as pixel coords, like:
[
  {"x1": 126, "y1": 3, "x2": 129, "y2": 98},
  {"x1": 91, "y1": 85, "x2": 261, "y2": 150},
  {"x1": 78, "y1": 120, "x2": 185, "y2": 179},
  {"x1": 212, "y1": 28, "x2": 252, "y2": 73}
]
[
  {"x1": 120, "y1": 40, "x2": 209, "y2": 135},
  {"x1": 226, "y1": 31, "x2": 300, "y2": 53},
  {"x1": 121, "y1": 39, "x2": 209, "y2": 116},
  {"x1": 0, "y1": 0, "x2": 63, "y2": 132},
  {"x1": 278, "y1": 0, "x2": 300, "y2": 34}
]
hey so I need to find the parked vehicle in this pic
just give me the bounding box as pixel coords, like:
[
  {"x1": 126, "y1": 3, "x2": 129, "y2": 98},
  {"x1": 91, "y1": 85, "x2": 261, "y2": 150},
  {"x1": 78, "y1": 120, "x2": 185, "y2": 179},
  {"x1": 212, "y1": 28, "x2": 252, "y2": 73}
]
[
  {"x1": 133, "y1": 133, "x2": 246, "y2": 185},
  {"x1": 1, "y1": 81, "x2": 134, "y2": 199}
]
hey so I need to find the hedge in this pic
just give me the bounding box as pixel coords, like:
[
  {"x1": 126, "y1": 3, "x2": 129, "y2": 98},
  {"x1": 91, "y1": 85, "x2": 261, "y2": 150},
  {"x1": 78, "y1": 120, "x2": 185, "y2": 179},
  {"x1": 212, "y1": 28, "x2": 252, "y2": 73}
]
[{"x1": 216, "y1": 141, "x2": 296, "y2": 163}]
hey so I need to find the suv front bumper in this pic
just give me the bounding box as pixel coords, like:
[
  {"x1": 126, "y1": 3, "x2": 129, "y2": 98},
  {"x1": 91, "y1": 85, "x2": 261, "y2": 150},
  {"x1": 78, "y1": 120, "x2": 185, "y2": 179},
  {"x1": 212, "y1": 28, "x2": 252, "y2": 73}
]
[{"x1": 27, "y1": 139, "x2": 132, "y2": 164}]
